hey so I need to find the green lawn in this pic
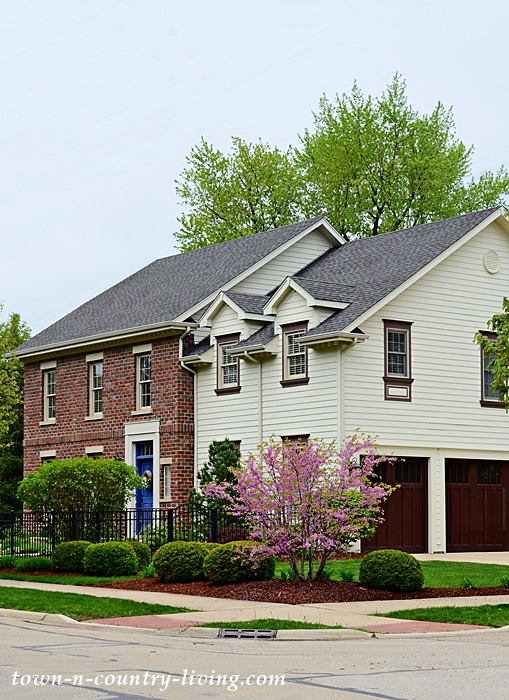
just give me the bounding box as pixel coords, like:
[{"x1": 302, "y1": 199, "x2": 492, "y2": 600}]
[
  {"x1": 0, "y1": 573, "x2": 140, "y2": 586},
  {"x1": 380, "y1": 604, "x2": 509, "y2": 628},
  {"x1": 0, "y1": 586, "x2": 193, "y2": 621},
  {"x1": 200, "y1": 619, "x2": 344, "y2": 630},
  {"x1": 275, "y1": 560, "x2": 509, "y2": 588}
]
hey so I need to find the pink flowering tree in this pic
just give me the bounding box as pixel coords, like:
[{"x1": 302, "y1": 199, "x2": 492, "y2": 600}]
[{"x1": 205, "y1": 435, "x2": 394, "y2": 581}]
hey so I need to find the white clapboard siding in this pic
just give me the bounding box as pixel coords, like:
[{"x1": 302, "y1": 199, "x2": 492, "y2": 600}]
[
  {"x1": 343, "y1": 221, "x2": 509, "y2": 452},
  {"x1": 233, "y1": 229, "x2": 332, "y2": 295}
]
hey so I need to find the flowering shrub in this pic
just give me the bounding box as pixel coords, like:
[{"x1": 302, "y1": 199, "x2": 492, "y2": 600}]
[{"x1": 205, "y1": 435, "x2": 394, "y2": 580}]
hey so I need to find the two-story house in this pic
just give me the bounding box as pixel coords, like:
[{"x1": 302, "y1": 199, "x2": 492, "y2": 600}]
[
  {"x1": 16, "y1": 217, "x2": 344, "y2": 508},
  {"x1": 181, "y1": 207, "x2": 509, "y2": 554}
]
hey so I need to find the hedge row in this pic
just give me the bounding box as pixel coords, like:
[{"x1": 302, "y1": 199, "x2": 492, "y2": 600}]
[{"x1": 51, "y1": 540, "x2": 151, "y2": 576}]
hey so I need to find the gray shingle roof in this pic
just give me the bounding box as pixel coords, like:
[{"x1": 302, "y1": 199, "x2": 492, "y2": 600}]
[
  {"x1": 18, "y1": 217, "x2": 325, "y2": 353},
  {"x1": 223, "y1": 292, "x2": 269, "y2": 315},
  {"x1": 232, "y1": 323, "x2": 276, "y2": 351},
  {"x1": 182, "y1": 334, "x2": 211, "y2": 358},
  {"x1": 299, "y1": 208, "x2": 500, "y2": 337},
  {"x1": 291, "y1": 277, "x2": 357, "y2": 303}
]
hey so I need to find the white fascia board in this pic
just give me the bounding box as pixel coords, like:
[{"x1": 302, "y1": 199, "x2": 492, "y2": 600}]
[
  {"x1": 15, "y1": 321, "x2": 198, "y2": 361},
  {"x1": 264, "y1": 277, "x2": 313, "y2": 314},
  {"x1": 174, "y1": 218, "x2": 345, "y2": 323},
  {"x1": 312, "y1": 299, "x2": 350, "y2": 310},
  {"x1": 299, "y1": 330, "x2": 368, "y2": 346},
  {"x1": 343, "y1": 208, "x2": 508, "y2": 333},
  {"x1": 202, "y1": 292, "x2": 268, "y2": 326}
]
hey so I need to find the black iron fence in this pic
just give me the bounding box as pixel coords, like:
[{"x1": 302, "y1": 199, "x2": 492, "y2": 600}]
[{"x1": 0, "y1": 506, "x2": 248, "y2": 558}]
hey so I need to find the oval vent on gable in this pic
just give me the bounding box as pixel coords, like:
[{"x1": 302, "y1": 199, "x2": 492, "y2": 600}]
[{"x1": 483, "y1": 250, "x2": 501, "y2": 274}]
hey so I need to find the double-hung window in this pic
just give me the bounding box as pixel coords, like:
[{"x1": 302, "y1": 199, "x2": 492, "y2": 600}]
[
  {"x1": 215, "y1": 334, "x2": 240, "y2": 394},
  {"x1": 137, "y1": 354, "x2": 152, "y2": 409},
  {"x1": 43, "y1": 370, "x2": 56, "y2": 421},
  {"x1": 383, "y1": 320, "x2": 413, "y2": 401},
  {"x1": 89, "y1": 362, "x2": 103, "y2": 416},
  {"x1": 281, "y1": 323, "x2": 309, "y2": 387}
]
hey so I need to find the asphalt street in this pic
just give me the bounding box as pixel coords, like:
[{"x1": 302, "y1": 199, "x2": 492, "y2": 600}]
[{"x1": 2, "y1": 615, "x2": 509, "y2": 699}]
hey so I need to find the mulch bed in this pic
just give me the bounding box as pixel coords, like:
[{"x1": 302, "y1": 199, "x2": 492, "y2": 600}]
[{"x1": 93, "y1": 578, "x2": 509, "y2": 605}]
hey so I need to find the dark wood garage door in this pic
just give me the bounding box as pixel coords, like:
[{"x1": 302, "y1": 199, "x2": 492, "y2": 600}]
[
  {"x1": 362, "y1": 457, "x2": 428, "y2": 554},
  {"x1": 446, "y1": 459, "x2": 509, "y2": 552}
]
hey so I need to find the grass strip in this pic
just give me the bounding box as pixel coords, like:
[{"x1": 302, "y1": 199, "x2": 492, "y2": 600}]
[
  {"x1": 199, "y1": 619, "x2": 344, "y2": 630},
  {"x1": 275, "y1": 560, "x2": 509, "y2": 588},
  {"x1": 0, "y1": 573, "x2": 140, "y2": 585},
  {"x1": 0, "y1": 586, "x2": 194, "y2": 621},
  {"x1": 380, "y1": 604, "x2": 509, "y2": 628}
]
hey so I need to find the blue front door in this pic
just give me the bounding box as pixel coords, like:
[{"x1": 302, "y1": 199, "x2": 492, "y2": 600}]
[{"x1": 135, "y1": 443, "x2": 153, "y2": 533}]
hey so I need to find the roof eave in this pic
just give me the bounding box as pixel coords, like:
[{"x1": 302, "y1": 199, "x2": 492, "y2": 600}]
[
  {"x1": 15, "y1": 321, "x2": 198, "y2": 361},
  {"x1": 299, "y1": 330, "x2": 369, "y2": 347}
]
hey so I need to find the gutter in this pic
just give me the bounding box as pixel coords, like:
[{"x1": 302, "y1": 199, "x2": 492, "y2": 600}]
[
  {"x1": 298, "y1": 330, "x2": 368, "y2": 346},
  {"x1": 179, "y1": 327, "x2": 199, "y2": 490},
  {"x1": 13, "y1": 321, "x2": 199, "y2": 361}
]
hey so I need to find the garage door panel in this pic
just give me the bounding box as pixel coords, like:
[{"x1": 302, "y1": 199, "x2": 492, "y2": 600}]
[
  {"x1": 363, "y1": 458, "x2": 427, "y2": 554},
  {"x1": 446, "y1": 460, "x2": 509, "y2": 552}
]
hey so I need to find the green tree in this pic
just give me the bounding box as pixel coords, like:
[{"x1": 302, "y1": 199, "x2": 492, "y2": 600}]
[
  {"x1": 0, "y1": 307, "x2": 31, "y2": 510},
  {"x1": 174, "y1": 137, "x2": 305, "y2": 251},
  {"x1": 189, "y1": 438, "x2": 240, "y2": 508},
  {"x1": 475, "y1": 297, "x2": 509, "y2": 410},
  {"x1": 175, "y1": 75, "x2": 509, "y2": 249},
  {"x1": 17, "y1": 457, "x2": 142, "y2": 512},
  {"x1": 299, "y1": 74, "x2": 509, "y2": 240}
]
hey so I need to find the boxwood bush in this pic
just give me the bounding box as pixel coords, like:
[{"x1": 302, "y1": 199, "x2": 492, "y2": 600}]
[
  {"x1": 15, "y1": 556, "x2": 53, "y2": 572},
  {"x1": 203, "y1": 541, "x2": 276, "y2": 584},
  {"x1": 125, "y1": 540, "x2": 151, "y2": 570},
  {"x1": 83, "y1": 542, "x2": 138, "y2": 577},
  {"x1": 51, "y1": 541, "x2": 92, "y2": 573},
  {"x1": 0, "y1": 555, "x2": 17, "y2": 568},
  {"x1": 359, "y1": 549, "x2": 424, "y2": 592},
  {"x1": 153, "y1": 541, "x2": 217, "y2": 583}
]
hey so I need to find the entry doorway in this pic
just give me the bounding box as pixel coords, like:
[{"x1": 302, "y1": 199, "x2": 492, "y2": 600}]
[
  {"x1": 135, "y1": 442, "x2": 153, "y2": 533},
  {"x1": 362, "y1": 457, "x2": 428, "y2": 553}
]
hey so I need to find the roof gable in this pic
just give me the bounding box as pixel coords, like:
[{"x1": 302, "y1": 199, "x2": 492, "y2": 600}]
[{"x1": 18, "y1": 217, "x2": 337, "y2": 356}]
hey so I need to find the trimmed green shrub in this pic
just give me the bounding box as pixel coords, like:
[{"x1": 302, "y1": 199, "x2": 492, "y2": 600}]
[
  {"x1": 153, "y1": 541, "x2": 213, "y2": 583},
  {"x1": 125, "y1": 540, "x2": 151, "y2": 570},
  {"x1": 501, "y1": 575, "x2": 509, "y2": 590},
  {"x1": 203, "y1": 541, "x2": 276, "y2": 584},
  {"x1": 51, "y1": 541, "x2": 92, "y2": 573},
  {"x1": 15, "y1": 556, "x2": 53, "y2": 572},
  {"x1": 359, "y1": 549, "x2": 424, "y2": 592},
  {"x1": 83, "y1": 542, "x2": 138, "y2": 577},
  {"x1": 0, "y1": 555, "x2": 18, "y2": 568}
]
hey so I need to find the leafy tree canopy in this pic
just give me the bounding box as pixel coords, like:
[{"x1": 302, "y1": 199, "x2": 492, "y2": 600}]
[
  {"x1": 475, "y1": 297, "x2": 509, "y2": 410},
  {"x1": 175, "y1": 75, "x2": 509, "y2": 249},
  {"x1": 174, "y1": 137, "x2": 305, "y2": 251},
  {"x1": 17, "y1": 457, "x2": 142, "y2": 512}
]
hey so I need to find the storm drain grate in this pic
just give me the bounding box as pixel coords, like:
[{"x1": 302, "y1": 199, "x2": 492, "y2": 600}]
[{"x1": 218, "y1": 629, "x2": 277, "y2": 639}]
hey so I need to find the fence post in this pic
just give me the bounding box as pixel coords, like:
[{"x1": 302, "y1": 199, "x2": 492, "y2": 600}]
[
  {"x1": 211, "y1": 508, "x2": 218, "y2": 543},
  {"x1": 51, "y1": 511, "x2": 56, "y2": 553},
  {"x1": 9, "y1": 510, "x2": 15, "y2": 557},
  {"x1": 167, "y1": 509, "x2": 174, "y2": 543},
  {"x1": 71, "y1": 511, "x2": 77, "y2": 541},
  {"x1": 95, "y1": 511, "x2": 101, "y2": 543}
]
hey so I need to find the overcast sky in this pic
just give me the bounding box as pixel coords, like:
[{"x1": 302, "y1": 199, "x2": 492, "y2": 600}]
[{"x1": 2, "y1": 0, "x2": 509, "y2": 335}]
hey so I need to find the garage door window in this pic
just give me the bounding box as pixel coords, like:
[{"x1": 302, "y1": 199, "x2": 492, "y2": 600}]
[
  {"x1": 445, "y1": 461, "x2": 469, "y2": 484},
  {"x1": 478, "y1": 463, "x2": 501, "y2": 485},
  {"x1": 395, "y1": 460, "x2": 422, "y2": 484}
]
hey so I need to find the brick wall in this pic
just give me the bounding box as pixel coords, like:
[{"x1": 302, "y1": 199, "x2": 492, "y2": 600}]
[{"x1": 23, "y1": 335, "x2": 195, "y2": 506}]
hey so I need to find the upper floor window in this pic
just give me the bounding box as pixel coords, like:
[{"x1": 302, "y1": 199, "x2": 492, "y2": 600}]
[
  {"x1": 137, "y1": 354, "x2": 152, "y2": 409},
  {"x1": 281, "y1": 323, "x2": 309, "y2": 387},
  {"x1": 43, "y1": 370, "x2": 56, "y2": 421},
  {"x1": 383, "y1": 320, "x2": 413, "y2": 401},
  {"x1": 479, "y1": 331, "x2": 503, "y2": 408},
  {"x1": 89, "y1": 362, "x2": 103, "y2": 416},
  {"x1": 215, "y1": 334, "x2": 241, "y2": 394}
]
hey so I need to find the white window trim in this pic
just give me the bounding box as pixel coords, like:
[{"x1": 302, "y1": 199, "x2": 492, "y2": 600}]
[
  {"x1": 282, "y1": 328, "x2": 308, "y2": 381},
  {"x1": 136, "y1": 353, "x2": 152, "y2": 411},
  {"x1": 39, "y1": 449, "x2": 56, "y2": 459},
  {"x1": 88, "y1": 361, "x2": 103, "y2": 418},
  {"x1": 43, "y1": 369, "x2": 56, "y2": 423},
  {"x1": 386, "y1": 327, "x2": 409, "y2": 378},
  {"x1": 125, "y1": 420, "x2": 160, "y2": 511},
  {"x1": 85, "y1": 445, "x2": 104, "y2": 455},
  {"x1": 218, "y1": 341, "x2": 239, "y2": 389}
]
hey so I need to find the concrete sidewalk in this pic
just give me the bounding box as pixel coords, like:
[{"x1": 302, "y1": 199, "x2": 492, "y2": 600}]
[
  {"x1": 1, "y1": 578, "x2": 508, "y2": 635},
  {"x1": 414, "y1": 552, "x2": 509, "y2": 565}
]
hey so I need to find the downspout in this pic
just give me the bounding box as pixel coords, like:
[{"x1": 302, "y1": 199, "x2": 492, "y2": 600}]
[
  {"x1": 243, "y1": 351, "x2": 263, "y2": 446},
  {"x1": 179, "y1": 327, "x2": 198, "y2": 489}
]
